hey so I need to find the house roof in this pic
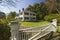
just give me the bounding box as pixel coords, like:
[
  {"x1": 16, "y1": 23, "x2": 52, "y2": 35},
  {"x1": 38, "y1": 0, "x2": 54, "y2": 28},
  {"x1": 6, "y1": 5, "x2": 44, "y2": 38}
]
[{"x1": 20, "y1": 10, "x2": 36, "y2": 14}]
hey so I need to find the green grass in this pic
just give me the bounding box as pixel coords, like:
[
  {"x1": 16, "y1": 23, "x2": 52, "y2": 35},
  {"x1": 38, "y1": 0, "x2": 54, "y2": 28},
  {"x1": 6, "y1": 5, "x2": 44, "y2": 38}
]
[
  {"x1": 21, "y1": 21, "x2": 49, "y2": 27},
  {"x1": 57, "y1": 26, "x2": 60, "y2": 32},
  {"x1": 21, "y1": 21, "x2": 60, "y2": 32}
]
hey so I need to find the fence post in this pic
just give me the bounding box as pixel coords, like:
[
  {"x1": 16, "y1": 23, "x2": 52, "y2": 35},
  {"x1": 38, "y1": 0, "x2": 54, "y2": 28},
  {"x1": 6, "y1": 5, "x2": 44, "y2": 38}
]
[
  {"x1": 8, "y1": 20, "x2": 20, "y2": 40},
  {"x1": 52, "y1": 19, "x2": 57, "y2": 32}
]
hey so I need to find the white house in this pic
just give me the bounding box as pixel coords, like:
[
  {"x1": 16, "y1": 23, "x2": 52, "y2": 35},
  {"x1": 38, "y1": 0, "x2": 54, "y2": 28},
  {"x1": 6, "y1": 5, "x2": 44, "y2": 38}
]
[{"x1": 18, "y1": 8, "x2": 36, "y2": 21}]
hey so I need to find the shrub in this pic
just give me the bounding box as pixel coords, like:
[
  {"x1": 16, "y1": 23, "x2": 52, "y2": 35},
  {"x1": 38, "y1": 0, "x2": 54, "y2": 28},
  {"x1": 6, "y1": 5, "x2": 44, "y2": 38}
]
[
  {"x1": 0, "y1": 21, "x2": 11, "y2": 40},
  {"x1": 44, "y1": 14, "x2": 60, "y2": 23}
]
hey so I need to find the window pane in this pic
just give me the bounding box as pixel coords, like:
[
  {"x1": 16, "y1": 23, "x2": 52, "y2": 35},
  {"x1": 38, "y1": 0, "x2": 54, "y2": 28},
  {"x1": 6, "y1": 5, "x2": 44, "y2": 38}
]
[
  {"x1": 20, "y1": 17, "x2": 22, "y2": 19},
  {"x1": 24, "y1": 17, "x2": 29, "y2": 19},
  {"x1": 32, "y1": 18, "x2": 35, "y2": 19},
  {"x1": 33, "y1": 14, "x2": 35, "y2": 16},
  {"x1": 30, "y1": 13, "x2": 32, "y2": 15},
  {"x1": 24, "y1": 12, "x2": 29, "y2": 15},
  {"x1": 20, "y1": 13, "x2": 22, "y2": 15}
]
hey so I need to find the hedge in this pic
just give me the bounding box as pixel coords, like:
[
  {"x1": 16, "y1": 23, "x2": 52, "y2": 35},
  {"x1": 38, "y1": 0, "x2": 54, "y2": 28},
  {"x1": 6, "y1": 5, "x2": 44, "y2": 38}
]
[{"x1": 44, "y1": 14, "x2": 60, "y2": 23}]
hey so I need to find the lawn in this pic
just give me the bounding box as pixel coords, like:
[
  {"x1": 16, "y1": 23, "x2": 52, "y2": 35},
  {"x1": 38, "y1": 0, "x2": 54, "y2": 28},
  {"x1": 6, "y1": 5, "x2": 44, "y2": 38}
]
[
  {"x1": 57, "y1": 26, "x2": 60, "y2": 32},
  {"x1": 21, "y1": 21, "x2": 49, "y2": 27},
  {"x1": 21, "y1": 21, "x2": 60, "y2": 32}
]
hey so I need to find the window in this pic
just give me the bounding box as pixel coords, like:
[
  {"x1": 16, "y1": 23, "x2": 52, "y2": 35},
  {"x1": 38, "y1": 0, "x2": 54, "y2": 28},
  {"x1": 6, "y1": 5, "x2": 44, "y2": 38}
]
[
  {"x1": 32, "y1": 18, "x2": 35, "y2": 19},
  {"x1": 30, "y1": 13, "x2": 36, "y2": 16},
  {"x1": 24, "y1": 17, "x2": 29, "y2": 19},
  {"x1": 30, "y1": 13, "x2": 32, "y2": 15},
  {"x1": 33, "y1": 14, "x2": 36, "y2": 16},
  {"x1": 24, "y1": 12, "x2": 29, "y2": 15},
  {"x1": 20, "y1": 17, "x2": 22, "y2": 19},
  {"x1": 20, "y1": 13, "x2": 22, "y2": 15}
]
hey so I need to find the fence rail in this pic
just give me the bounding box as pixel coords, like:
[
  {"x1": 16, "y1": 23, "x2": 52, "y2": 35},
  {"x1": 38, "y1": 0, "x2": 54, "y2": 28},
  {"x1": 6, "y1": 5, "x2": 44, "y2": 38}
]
[
  {"x1": 19, "y1": 23, "x2": 55, "y2": 40},
  {"x1": 9, "y1": 19, "x2": 57, "y2": 40}
]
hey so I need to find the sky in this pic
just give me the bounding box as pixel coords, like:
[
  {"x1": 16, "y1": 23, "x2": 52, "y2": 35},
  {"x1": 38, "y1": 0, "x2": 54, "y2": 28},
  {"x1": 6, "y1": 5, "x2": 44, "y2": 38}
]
[{"x1": 0, "y1": 0, "x2": 45, "y2": 14}]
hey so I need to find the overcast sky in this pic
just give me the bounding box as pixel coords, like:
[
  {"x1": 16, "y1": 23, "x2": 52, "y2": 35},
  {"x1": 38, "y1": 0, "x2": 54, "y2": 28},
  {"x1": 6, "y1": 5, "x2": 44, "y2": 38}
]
[{"x1": 0, "y1": 0, "x2": 44, "y2": 14}]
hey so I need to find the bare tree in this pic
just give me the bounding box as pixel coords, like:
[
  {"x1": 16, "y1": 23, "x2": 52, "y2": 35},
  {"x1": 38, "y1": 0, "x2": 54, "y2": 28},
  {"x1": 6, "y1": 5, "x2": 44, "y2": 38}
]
[
  {"x1": 0, "y1": 0, "x2": 19, "y2": 7},
  {"x1": 45, "y1": 0, "x2": 60, "y2": 14}
]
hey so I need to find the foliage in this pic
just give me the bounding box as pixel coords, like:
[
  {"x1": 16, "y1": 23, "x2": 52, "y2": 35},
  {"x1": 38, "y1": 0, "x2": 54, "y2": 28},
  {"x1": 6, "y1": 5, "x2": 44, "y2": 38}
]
[
  {"x1": 56, "y1": 0, "x2": 60, "y2": 13},
  {"x1": 26, "y1": 2, "x2": 47, "y2": 20},
  {"x1": 45, "y1": 0, "x2": 60, "y2": 13},
  {"x1": 7, "y1": 11, "x2": 16, "y2": 22},
  {"x1": 44, "y1": 14, "x2": 60, "y2": 23},
  {"x1": 0, "y1": 12, "x2": 6, "y2": 19},
  {"x1": 0, "y1": 21, "x2": 11, "y2": 40},
  {"x1": 26, "y1": 0, "x2": 60, "y2": 20},
  {"x1": 0, "y1": 11, "x2": 11, "y2": 40}
]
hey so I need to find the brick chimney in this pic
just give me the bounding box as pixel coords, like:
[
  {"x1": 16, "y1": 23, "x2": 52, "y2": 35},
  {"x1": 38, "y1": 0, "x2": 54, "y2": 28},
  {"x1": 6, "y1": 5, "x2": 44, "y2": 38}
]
[
  {"x1": 19, "y1": 10, "x2": 20, "y2": 13},
  {"x1": 22, "y1": 8, "x2": 24, "y2": 11}
]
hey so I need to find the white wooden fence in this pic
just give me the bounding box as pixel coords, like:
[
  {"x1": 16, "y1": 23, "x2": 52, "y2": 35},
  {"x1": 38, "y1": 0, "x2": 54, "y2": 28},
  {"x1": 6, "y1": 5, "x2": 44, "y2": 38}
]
[{"x1": 9, "y1": 19, "x2": 57, "y2": 40}]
